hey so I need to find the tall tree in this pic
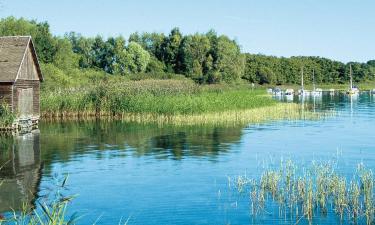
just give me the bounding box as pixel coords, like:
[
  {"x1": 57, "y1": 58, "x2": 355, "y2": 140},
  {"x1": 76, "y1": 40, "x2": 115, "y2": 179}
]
[{"x1": 162, "y1": 28, "x2": 182, "y2": 73}]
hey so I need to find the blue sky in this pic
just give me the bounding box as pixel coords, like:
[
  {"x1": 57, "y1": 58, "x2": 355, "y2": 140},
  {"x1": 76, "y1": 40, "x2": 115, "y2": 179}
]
[{"x1": 1, "y1": 0, "x2": 374, "y2": 62}]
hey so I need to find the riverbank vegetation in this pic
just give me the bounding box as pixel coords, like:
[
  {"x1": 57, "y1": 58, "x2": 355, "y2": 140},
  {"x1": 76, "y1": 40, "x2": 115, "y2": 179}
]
[
  {"x1": 230, "y1": 160, "x2": 374, "y2": 224},
  {"x1": 1, "y1": 17, "x2": 375, "y2": 88},
  {"x1": 1, "y1": 175, "x2": 81, "y2": 225},
  {"x1": 0, "y1": 103, "x2": 15, "y2": 127},
  {"x1": 0, "y1": 17, "x2": 364, "y2": 123},
  {"x1": 40, "y1": 77, "x2": 331, "y2": 125}
]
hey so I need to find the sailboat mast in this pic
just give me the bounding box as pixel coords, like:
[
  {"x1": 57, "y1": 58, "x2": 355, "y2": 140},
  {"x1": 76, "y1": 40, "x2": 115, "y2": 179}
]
[
  {"x1": 350, "y1": 64, "x2": 353, "y2": 89},
  {"x1": 312, "y1": 69, "x2": 316, "y2": 91},
  {"x1": 301, "y1": 67, "x2": 304, "y2": 90}
]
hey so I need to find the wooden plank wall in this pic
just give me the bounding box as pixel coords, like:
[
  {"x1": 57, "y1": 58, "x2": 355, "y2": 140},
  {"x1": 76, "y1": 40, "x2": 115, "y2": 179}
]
[
  {"x1": 18, "y1": 46, "x2": 39, "y2": 80},
  {"x1": 13, "y1": 80, "x2": 40, "y2": 117}
]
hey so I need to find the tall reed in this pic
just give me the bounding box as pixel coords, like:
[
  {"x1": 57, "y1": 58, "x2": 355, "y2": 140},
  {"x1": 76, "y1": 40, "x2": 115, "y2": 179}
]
[{"x1": 230, "y1": 159, "x2": 375, "y2": 224}]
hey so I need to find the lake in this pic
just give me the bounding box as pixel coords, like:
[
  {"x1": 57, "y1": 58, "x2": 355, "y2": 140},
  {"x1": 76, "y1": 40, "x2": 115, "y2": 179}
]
[{"x1": 0, "y1": 92, "x2": 374, "y2": 224}]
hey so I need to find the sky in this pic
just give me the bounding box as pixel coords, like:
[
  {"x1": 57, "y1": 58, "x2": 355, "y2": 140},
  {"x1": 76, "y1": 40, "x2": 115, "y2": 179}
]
[{"x1": 0, "y1": 0, "x2": 374, "y2": 63}]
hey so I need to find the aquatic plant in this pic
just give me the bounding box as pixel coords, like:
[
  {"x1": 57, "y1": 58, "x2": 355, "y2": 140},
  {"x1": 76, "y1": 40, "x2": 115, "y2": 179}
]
[
  {"x1": 230, "y1": 159, "x2": 375, "y2": 224},
  {"x1": 0, "y1": 103, "x2": 15, "y2": 127},
  {"x1": 5, "y1": 176, "x2": 80, "y2": 225}
]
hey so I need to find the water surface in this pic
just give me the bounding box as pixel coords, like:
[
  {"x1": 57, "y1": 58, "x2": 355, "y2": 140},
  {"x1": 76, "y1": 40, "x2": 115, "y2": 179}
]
[{"x1": 0, "y1": 92, "x2": 374, "y2": 224}]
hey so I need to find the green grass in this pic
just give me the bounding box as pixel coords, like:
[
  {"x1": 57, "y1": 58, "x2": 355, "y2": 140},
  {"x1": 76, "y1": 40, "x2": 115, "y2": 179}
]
[
  {"x1": 41, "y1": 79, "x2": 284, "y2": 123},
  {"x1": 0, "y1": 103, "x2": 15, "y2": 127}
]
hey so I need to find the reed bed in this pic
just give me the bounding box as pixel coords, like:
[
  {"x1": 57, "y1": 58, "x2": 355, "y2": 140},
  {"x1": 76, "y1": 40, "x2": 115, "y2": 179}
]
[
  {"x1": 0, "y1": 103, "x2": 15, "y2": 127},
  {"x1": 41, "y1": 79, "x2": 330, "y2": 125},
  {"x1": 230, "y1": 160, "x2": 375, "y2": 224},
  {"x1": 41, "y1": 102, "x2": 330, "y2": 126},
  {"x1": 113, "y1": 103, "x2": 328, "y2": 126}
]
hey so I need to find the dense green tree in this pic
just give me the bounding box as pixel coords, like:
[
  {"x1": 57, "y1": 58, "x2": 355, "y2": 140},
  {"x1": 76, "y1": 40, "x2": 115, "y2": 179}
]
[
  {"x1": 53, "y1": 37, "x2": 79, "y2": 70},
  {"x1": 127, "y1": 42, "x2": 150, "y2": 73},
  {"x1": 146, "y1": 56, "x2": 166, "y2": 73},
  {"x1": 90, "y1": 36, "x2": 107, "y2": 71},
  {"x1": 178, "y1": 34, "x2": 210, "y2": 77},
  {"x1": 66, "y1": 32, "x2": 94, "y2": 68},
  {"x1": 162, "y1": 28, "x2": 182, "y2": 73},
  {"x1": 214, "y1": 36, "x2": 245, "y2": 82}
]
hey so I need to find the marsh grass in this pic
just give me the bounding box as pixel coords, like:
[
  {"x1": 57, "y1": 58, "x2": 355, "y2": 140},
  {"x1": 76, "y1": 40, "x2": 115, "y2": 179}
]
[
  {"x1": 230, "y1": 160, "x2": 375, "y2": 224},
  {"x1": 41, "y1": 79, "x2": 331, "y2": 125},
  {"x1": 41, "y1": 103, "x2": 331, "y2": 126},
  {"x1": 0, "y1": 103, "x2": 15, "y2": 127}
]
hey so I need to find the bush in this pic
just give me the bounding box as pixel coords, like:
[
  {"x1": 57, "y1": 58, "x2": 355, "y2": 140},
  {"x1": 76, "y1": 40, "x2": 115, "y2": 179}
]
[{"x1": 0, "y1": 103, "x2": 15, "y2": 126}]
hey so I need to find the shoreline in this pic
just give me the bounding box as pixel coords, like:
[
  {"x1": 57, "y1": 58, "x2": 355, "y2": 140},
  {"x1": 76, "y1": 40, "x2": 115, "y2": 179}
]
[{"x1": 40, "y1": 103, "x2": 326, "y2": 126}]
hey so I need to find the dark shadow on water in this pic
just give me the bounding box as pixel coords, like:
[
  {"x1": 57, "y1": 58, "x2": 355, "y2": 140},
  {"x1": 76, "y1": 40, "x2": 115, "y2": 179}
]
[{"x1": 39, "y1": 121, "x2": 244, "y2": 165}]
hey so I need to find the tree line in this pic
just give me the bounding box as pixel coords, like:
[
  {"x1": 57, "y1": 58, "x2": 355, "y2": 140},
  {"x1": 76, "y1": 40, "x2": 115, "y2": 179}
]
[{"x1": 0, "y1": 17, "x2": 374, "y2": 85}]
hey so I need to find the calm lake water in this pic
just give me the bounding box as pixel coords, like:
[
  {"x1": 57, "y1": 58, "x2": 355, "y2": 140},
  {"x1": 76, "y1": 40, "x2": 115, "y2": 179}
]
[{"x1": 0, "y1": 92, "x2": 374, "y2": 224}]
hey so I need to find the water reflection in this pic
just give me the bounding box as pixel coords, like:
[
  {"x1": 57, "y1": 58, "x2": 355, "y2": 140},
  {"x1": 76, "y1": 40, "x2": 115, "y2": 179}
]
[
  {"x1": 0, "y1": 93, "x2": 374, "y2": 224},
  {"x1": 0, "y1": 130, "x2": 42, "y2": 213},
  {"x1": 39, "y1": 122, "x2": 244, "y2": 165}
]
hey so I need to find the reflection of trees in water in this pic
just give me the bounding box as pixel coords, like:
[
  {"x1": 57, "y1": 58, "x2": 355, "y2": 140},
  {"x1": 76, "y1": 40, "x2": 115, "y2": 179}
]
[
  {"x1": 148, "y1": 127, "x2": 239, "y2": 160},
  {"x1": 0, "y1": 131, "x2": 42, "y2": 213},
  {"x1": 40, "y1": 121, "x2": 244, "y2": 163}
]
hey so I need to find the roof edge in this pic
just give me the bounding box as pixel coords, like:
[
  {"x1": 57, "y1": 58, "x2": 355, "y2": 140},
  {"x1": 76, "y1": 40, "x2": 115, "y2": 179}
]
[{"x1": 28, "y1": 38, "x2": 44, "y2": 82}]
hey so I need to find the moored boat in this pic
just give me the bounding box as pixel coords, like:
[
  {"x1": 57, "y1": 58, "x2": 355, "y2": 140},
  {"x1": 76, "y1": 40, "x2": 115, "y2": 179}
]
[
  {"x1": 298, "y1": 67, "x2": 310, "y2": 96},
  {"x1": 273, "y1": 87, "x2": 282, "y2": 96},
  {"x1": 311, "y1": 69, "x2": 322, "y2": 96},
  {"x1": 285, "y1": 89, "x2": 294, "y2": 96},
  {"x1": 346, "y1": 64, "x2": 359, "y2": 95}
]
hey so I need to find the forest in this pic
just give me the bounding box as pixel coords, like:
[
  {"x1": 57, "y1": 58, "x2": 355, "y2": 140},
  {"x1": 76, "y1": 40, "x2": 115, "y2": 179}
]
[{"x1": 1, "y1": 16, "x2": 375, "y2": 88}]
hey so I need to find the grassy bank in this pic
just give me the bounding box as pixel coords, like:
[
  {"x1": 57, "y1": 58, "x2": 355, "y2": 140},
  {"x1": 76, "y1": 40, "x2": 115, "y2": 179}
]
[{"x1": 42, "y1": 79, "x2": 302, "y2": 125}]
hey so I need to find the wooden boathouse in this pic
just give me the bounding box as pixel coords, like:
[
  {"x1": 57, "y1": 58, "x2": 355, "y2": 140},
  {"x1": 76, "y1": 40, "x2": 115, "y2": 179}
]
[{"x1": 0, "y1": 36, "x2": 43, "y2": 130}]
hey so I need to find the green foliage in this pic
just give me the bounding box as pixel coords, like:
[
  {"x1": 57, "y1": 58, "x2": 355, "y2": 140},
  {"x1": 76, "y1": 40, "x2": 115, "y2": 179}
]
[
  {"x1": 214, "y1": 36, "x2": 245, "y2": 83},
  {"x1": 1, "y1": 16, "x2": 374, "y2": 87},
  {"x1": 146, "y1": 56, "x2": 166, "y2": 73},
  {"x1": 178, "y1": 34, "x2": 210, "y2": 80},
  {"x1": 0, "y1": 103, "x2": 15, "y2": 126},
  {"x1": 125, "y1": 29, "x2": 246, "y2": 83},
  {"x1": 127, "y1": 42, "x2": 150, "y2": 73},
  {"x1": 243, "y1": 54, "x2": 375, "y2": 85},
  {"x1": 6, "y1": 176, "x2": 81, "y2": 225},
  {"x1": 0, "y1": 17, "x2": 56, "y2": 63},
  {"x1": 40, "y1": 79, "x2": 275, "y2": 117},
  {"x1": 53, "y1": 38, "x2": 79, "y2": 71},
  {"x1": 162, "y1": 28, "x2": 183, "y2": 73}
]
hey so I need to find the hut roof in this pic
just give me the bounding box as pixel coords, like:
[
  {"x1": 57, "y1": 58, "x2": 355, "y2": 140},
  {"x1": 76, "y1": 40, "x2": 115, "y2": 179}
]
[{"x1": 0, "y1": 36, "x2": 43, "y2": 83}]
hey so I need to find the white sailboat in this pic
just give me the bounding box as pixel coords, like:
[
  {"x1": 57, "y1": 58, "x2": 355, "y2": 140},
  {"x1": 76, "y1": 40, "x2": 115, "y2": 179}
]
[
  {"x1": 285, "y1": 88, "x2": 294, "y2": 96},
  {"x1": 298, "y1": 67, "x2": 310, "y2": 96},
  {"x1": 347, "y1": 64, "x2": 359, "y2": 95}
]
